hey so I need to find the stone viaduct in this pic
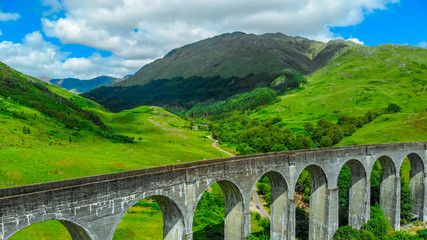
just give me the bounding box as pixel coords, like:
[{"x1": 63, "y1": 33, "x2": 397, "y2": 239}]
[{"x1": 0, "y1": 142, "x2": 426, "y2": 240}]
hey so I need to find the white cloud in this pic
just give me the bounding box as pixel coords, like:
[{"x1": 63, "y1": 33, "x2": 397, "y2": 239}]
[
  {"x1": 347, "y1": 38, "x2": 365, "y2": 45},
  {"x1": 0, "y1": 10, "x2": 20, "y2": 21},
  {"x1": 2, "y1": 0, "x2": 400, "y2": 79},
  {"x1": 41, "y1": 0, "x2": 64, "y2": 16},
  {"x1": 0, "y1": 31, "x2": 144, "y2": 79},
  {"x1": 42, "y1": 0, "x2": 399, "y2": 60},
  {"x1": 417, "y1": 41, "x2": 427, "y2": 48}
]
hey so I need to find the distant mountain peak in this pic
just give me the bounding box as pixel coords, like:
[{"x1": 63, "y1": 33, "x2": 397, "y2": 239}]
[
  {"x1": 115, "y1": 32, "x2": 349, "y2": 88},
  {"x1": 49, "y1": 76, "x2": 123, "y2": 94},
  {"x1": 83, "y1": 32, "x2": 354, "y2": 112}
]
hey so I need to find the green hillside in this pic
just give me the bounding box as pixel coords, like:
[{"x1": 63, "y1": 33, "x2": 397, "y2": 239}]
[
  {"x1": 83, "y1": 32, "x2": 350, "y2": 112},
  {"x1": 0, "y1": 61, "x2": 230, "y2": 239},
  {"x1": 1, "y1": 40, "x2": 426, "y2": 239},
  {"x1": 118, "y1": 32, "x2": 349, "y2": 86},
  {"x1": 249, "y1": 44, "x2": 427, "y2": 145},
  {"x1": 0, "y1": 61, "x2": 228, "y2": 188}
]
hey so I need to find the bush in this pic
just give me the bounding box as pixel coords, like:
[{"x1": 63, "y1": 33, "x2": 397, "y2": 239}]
[
  {"x1": 386, "y1": 103, "x2": 402, "y2": 113},
  {"x1": 362, "y1": 205, "x2": 391, "y2": 239},
  {"x1": 319, "y1": 135, "x2": 333, "y2": 147},
  {"x1": 296, "y1": 207, "x2": 309, "y2": 240},
  {"x1": 358, "y1": 229, "x2": 376, "y2": 240},
  {"x1": 259, "y1": 217, "x2": 270, "y2": 233},
  {"x1": 303, "y1": 122, "x2": 314, "y2": 134},
  {"x1": 333, "y1": 225, "x2": 359, "y2": 240},
  {"x1": 400, "y1": 180, "x2": 413, "y2": 224}
]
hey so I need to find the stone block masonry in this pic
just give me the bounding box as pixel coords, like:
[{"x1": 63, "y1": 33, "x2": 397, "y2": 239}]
[{"x1": 1, "y1": 142, "x2": 426, "y2": 240}]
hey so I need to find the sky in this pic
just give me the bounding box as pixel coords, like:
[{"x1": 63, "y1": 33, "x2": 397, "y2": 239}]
[{"x1": 0, "y1": 0, "x2": 425, "y2": 80}]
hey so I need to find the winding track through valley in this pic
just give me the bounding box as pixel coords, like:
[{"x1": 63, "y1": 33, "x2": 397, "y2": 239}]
[
  {"x1": 207, "y1": 135, "x2": 270, "y2": 218},
  {"x1": 207, "y1": 135, "x2": 235, "y2": 157}
]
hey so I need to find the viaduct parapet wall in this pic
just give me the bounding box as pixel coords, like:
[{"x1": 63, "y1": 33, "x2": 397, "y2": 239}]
[{"x1": 1, "y1": 142, "x2": 426, "y2": 240}]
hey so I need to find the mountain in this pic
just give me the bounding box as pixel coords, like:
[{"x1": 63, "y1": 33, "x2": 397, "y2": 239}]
[
  {"x1": 118, "y1": 32, "x2": 350, "y2": 86},
  {"x1": 122, "y1": 74, "x2": 133, "y2": 79},
  {"x1": 36, "y1": 76, "x2": 51, "y2": 82},
  {"x1": 83, "y1": 32, "x2": 351, "y2": 112},
  {"x1": 49, "y1": 76, "x2": 122, "y2": 93},
  {"x1": 0, "y1": 62, "x2": 108, "y2": 133},
  {"x1": 245, "y1": 43, "x2": 427, "y2": 145}
]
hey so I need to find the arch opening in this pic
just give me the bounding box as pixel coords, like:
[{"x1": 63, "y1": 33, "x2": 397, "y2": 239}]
[
  {"x1": 370, "y1": 156, "x2": 398, "y2": 229},
  {"x1": 250, "y1": 171, "x2": 289, "y2": 239},
  {"x1": 400, "y1": 154, "x2": 425, "y2": 224},
  {"x1": 192, "y1": 180, "x2": 244, "y2": 240},
  {"x1": 113, "y1": 196, "x2": 184, "y2": 240},
  {"x1": 337, "y1": 159, "x2": 368, "y2": 229},
  {"x1": 295, "y1": 165, "x2": 328, "y2": 240},
  {"x1": 9, "y1": 219, "x2": 92, "y2": 240}
]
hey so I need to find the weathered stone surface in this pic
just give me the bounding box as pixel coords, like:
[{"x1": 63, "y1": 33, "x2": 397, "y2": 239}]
[{"x1": 0, "y1": 142, "x2": 425, "y2": 240}]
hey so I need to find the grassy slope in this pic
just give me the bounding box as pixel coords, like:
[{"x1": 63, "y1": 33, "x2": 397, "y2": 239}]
[
  {"x1": 0, "y1": 64, "x2": 228, "y2": 239},
  {"x1": 252, "y1": 44, "x2": 427, "y2": 144},
  {"x1": 4, "y1": 104, "x2": 227, "y2": 239},
  {"x1": 0, "y1": 105, "x2": 227, "y2": 188},
  {"x1": 4, "y1": 44, "x2": 427, "y2": 239}
]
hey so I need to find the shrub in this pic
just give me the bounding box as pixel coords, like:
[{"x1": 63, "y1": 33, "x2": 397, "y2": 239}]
[
  {"x1": 358, "y1": 229, "x2": 376, "y2": 240},
  {"x1": 319, "y1": 135, "x2": 333, "y2": 147},
  {"x1": 333, "y1": 225, "x2": 360, "y2": 240},
  {"x1": 362, "y1": 205, "x2": 391, "y2": 239},
  {"x1": 296, "y1": 207, "x2": 309, "y2": 240},
  {"x1": 386, "y1": 103, "x2": 402, "y2": 113},
  {"x1": 400, "y1": 180, "x2": 413, "y2": 224},
  {"x1": 259, "y1": 217, "x2": 270, "y2": 233},
  {"x1": 303, "y1": 122, "x2": 314, "y2": 134}
]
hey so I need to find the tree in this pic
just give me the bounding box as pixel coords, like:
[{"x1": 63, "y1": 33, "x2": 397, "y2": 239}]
[
  {"x1": 370, "y1": 161, "x2": 381, "y2": 206},
  {"x1": 237, "y1": 143, "x2": 257, "y2": 155},
  {"x1": 294, "y1": 134, "x2": 311, "y2": 150},
  {"x1": 296, "y1": 207, "x2": 309, "y2": 240},
  {"x1": 362, "y1": 205, "x2": 391, "y2": 239},
  {"x1": 22, "y1": 126, "x2": 31, "y2": 134},
  {"x1": 386, "y1": 103, "x2": 402, "y2": 113},
  {"x1": 338, "y1": 165, "x2": 351, "y2": 226},
  {"x1": 400, "y1": 180, "x2": 413, "y2": 224},
  {"x1": 319, "y1": 136, "x2": 333, "y2": 148},
  {"x1": 270, "y1": 143, "x2": 287, "y2": 152},
  {"x1": 333, "y1": 226, "x2": 359, "y2": 240},
  {"x1": 303, "y1": 122, "x2": 314, "y2": 134}
]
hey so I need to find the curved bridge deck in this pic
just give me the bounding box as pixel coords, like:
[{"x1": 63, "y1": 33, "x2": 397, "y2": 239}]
[{"x1": 1, "y1": 142, "x2": 426, "y2": 240}]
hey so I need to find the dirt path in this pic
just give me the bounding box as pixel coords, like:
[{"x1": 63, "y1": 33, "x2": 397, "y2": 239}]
[
  {"x1": 207, "y1": 135, "x2": 235, "y2": 157},
  {"x1": 207, "y1": 135, "x2": 270, "y2": 218},
  {"x1": 251, "y1": 190, "x2": 270, "y2": 218}
]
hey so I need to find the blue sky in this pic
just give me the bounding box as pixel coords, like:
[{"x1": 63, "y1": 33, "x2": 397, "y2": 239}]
[{"x1": 0, "y1": 0, "x2": 425, "y2": 79}]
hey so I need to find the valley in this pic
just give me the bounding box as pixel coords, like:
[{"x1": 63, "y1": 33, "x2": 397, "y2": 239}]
[{"x1": 0, "y1": 32, "x2": 426, "y2": 240}]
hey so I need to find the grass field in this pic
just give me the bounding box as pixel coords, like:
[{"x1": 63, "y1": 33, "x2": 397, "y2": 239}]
[
  {"x1": 251, "y1": 44, "x2": 426, "y2": 143},
  {"x1": 1, "y1": 96, "x2": 227, "y2": 239},
  {"x1": 2, "y1": 43, "x2": 426, "y2": 239}
]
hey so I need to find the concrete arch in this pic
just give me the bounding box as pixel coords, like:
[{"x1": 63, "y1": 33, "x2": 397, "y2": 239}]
[
  {"x1": 192, "y1": 178, "x2": 245, "y2": 240},
  {"x1": 404, "y1": 153, "x2": 425, "y2": 222},
  {"x1": 5, "y1": 213, "x2": 97, "y2": 240},
  {"x1": 338, "y1": 159, "x2": 369, "y2": 229},
  {"x1": 295, "y1": 164, "x2": 329, "y2": 240},
  {"x1": 372, "y1": 155, "x2": 399, "y2": 229},
  {"x1": 250, "y1": 170, "x2": 289, "y2": 240},
  {"x1": 296, "y1": 163, "x2": 330, "y2": 188},
  {"x1": 110, "y1": 194, "x2": 186, "y2": 240}
]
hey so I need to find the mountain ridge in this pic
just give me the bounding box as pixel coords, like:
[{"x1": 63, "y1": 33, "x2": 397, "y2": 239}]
[
  {"x1": 116, "y1": 32, "x2": 351, "y2": 87},
  {"x1": 84, "y1": 32, "x2": 352, "y2": 112},
  {"x1": 48, "y1": 76, "x2": 123, "y2": 93}
]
